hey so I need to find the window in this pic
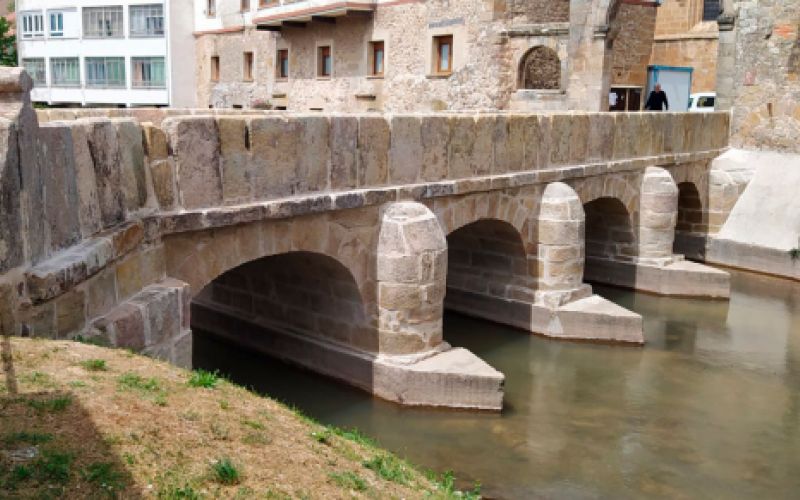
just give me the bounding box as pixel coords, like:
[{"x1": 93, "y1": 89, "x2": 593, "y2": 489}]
[
  {"x1": 207, "y1": 0, "x2": 216, "y2": 17},
  {"x1": 49, "y1": 12, "x2": 64, "y2": 37},
  {"x1": 132, "y1": 57, "x2": 166, "y2": 88},
  {"x1": 370, "y1": 41, "x2": 384, "y2": 76},
  {"x1": 243, "y1": 52, "x2": 254, "y2": 81},
  {"x1": 130, "y1": 4, "x2": 164, "y2": 37},
  {"x1": 83, "y1": 6, "x2": 124, "y2": 38},
  {"x1": 20, "y1": 12, "x2": 44, "y2": 39},
  {"x1": 210, "y1": 56, "x2": 220, "y2": 82},
  {"x1": 317, "y1": 46, "x2": 331, "y2": 78},
  {"x1": 434, "y1": 35, "x2": 453, "y2": 75},
  {"x1": 697, "y1": 95, "x2": 716, "y2": 108},
  {"x1": 85, "y1": 57, "x2": 126, "y2": 88},
  {"x1": 22, "y1": 59, "x2": 46, "y2": 86},
  {"x1": 703, "y1": 0, "x2": 720, "y2": 21},
  {"x1": 276, "y1": 49, "x2": 289, "y2": 79},
  {"x1": 50, "y1": 58, "x2": 80, "y2": 87},
  {"x1": 241, "y1": 0, "x2": 250, "y2": 11},
  {"x1": 519, "y1": 46, "x2": 561, "y2": 90}
]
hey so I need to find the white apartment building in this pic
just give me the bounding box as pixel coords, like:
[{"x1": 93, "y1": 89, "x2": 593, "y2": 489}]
[{"x1": 17, "y1": 0, "x2": 196, "y2": 107}]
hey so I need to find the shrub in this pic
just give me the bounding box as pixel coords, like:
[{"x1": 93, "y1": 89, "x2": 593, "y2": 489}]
[
  {"x1": 80, "y1": 359, "x2": 107, "y2": 371},
  {"x1": 187, "y1": 370, "x2": 220, "y2": 389},
  {"x1": 211, "y1": 458, "x2": 241, "y2": 485}
]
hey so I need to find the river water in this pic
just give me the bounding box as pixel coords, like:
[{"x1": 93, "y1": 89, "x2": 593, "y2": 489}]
[{"x1": 194, "y1": 269, "x2": 800, "y2": 499}]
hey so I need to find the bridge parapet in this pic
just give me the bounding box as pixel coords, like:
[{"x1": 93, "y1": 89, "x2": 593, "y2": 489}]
[{"x1": 0, "y1": 67, "x2": 738, "y2": 410}]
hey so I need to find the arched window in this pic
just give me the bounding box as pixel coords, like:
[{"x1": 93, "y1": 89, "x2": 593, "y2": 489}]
[{"x1": 519, "y1": 46, "x2": 561, "y2": 90}]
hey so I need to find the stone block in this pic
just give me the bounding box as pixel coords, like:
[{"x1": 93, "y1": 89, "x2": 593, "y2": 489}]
[
  {"x1": 330, "y1": 115, "x2": 358, "y2": 190},
  {"x1": 587, "y1": 113, "x2": 615, "y2": 161},
  {"x1": 94, "y1": 301, "x2": 146, "y2": 351},
  {"x1": 55, "y1": 289, "x2": 85, "y2": 338},
  {"x1": 297, "y1": 115, "x2": 330, "y2": 193},
  {"x1": 389, "y1": 115, "x2": 423, "y2": 184},
  {"x1": 249, "y1": 116, "x2": 301, "y2": 198},
  {"x1": 114, "y1": 120, "x2": 148, "y2": 212},
  {"x1": 149, "y1": 159, "x2": 177, "y2": 210},
  {"x1": 448, "y1": 116, "x2": 476, "y2": 179},
  {"x1": 0, "y1": 120, "x2": 23, "y2": 273},
  {"x1": 217, "y1": 117, "x2": 252, "y2": 203},
  {"x1": 142, "y1": 123, "x2": 168, "y2": 160},
  {"x1": 130, "y1": 283, "x2": 182, "y2": 346},
  {"x1": 18, "y1": 302, "x2": 55, "y2": 338},
  {"x1": 523, "y1": 115, "x2": 550, "y2": 170},
  {"x1": 83, "y1": 119, "x2": 125, "y2": 227},
  {"x1": 472, "y1": 116, "x2": 494, "y2": 176},
  {"x1": 67, "y1": 124, "x2": 102, "y2": 238},
  {"x1": 26, "y1": 237, "x2": 114, "y2": 303},
  {"x1": 39, "y1": 125, "x2": 82, "y2": 253},
  {"x1": 420, "y1": 115, "x2": 450, "y2": 181},
  {"x1": 357, "y1": 115, "x2": 390, "y2": 187},
  {"x1": 163, "y1": 117, "x2": 222, "y2": 209},
  {"x1": 84, "y1": 268, "x2": 117, "y2": 320}
]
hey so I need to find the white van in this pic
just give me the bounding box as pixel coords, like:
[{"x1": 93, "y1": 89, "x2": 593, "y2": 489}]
[{"x1": 688, "y1": 92, "x2": 716, "y2": 113}]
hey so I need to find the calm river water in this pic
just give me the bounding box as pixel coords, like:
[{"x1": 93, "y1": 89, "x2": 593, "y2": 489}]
[{"x1": 194, "y1": 269, "x2": 800, "y2": 499}]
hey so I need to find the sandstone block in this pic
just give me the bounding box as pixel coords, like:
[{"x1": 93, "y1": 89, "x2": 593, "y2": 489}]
[
  {"x1": 330, "y1": 115, "x2": 358, "y2": 190},
  {"x1": 389, "y1": 115, "x2": 423, "y2": 184},
  {"x1": 163, "y1": 117, "x2": 223, "y2": 209},
  {"x1": 218, "y1": 117, "x2": 252, "y2": 203},
  {"x1": 249, "y1": 116, "x2": 301, "y2": 198},
  {"x1": 0, "y1": 121, "x2": 23, "y2": 273},
  {"x1": 68, "y1": 124, "x2": 102, "y2": 238},
  {"x1": 94, "y1": 301, "x2": 146, "y2": 351},
  {"x1": 297, "y1": 115, "x2": 330, "y2": 193},
  {"x1": 420, "y1": 115, "x2": 450, "y2": 181},
  {"x1": 142, "y1": 123, "x2": 169, "y2": 160},
  {"x1": 357, "y1": 115, "x2": 390, "y2": 187},
  {"x1": 83, "y1": 119, "x2": 125, "y2": 227},
  {"x1": 55, "y1": 289, "x2": 85, "y2": 338},
  {"x1": 114, "y1": 120, "x2": 148, "y2": 212},
  {"x1": 39, "y1": 125, "x2": 82, "y2": 253}
]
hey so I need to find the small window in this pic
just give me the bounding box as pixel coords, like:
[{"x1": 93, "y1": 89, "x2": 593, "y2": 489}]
[
  {"x1": 276, "y1": 49, "x2": 289, "y2": 79},
  {"x1": 48, "y1": 12, "x2": 64, "y2": 37},
  {"x1": 370, "y1": 41, "x2": 384, "y2": 76},
  {"x1": 317, "y1": 46, "x2": 332, "y2": 78},
  {"x1": 86, "y1": 57, "x2": 126, "y2": 88},
  {"x1": 211, "y1": 56, "x2": 220, "y2": 82},
  {"x1": 434, "y1": 35, "x2": 453, "y2": 75},
  {"x1": 83, "y1": 6, "x2": 124, "y2": 38},
  {"x1": 20, "y1": 12, "x2": 45, "y2": 39},
  {"x1": 207, "y1": 0, "x2": 216, "y2": 17},
  {"x1": 130, "y1": 4, "x2": 164, "y2": 37},
  {"x1": 22, "y1": 58, "x2": 46, "y2": 86},
  {"x1": 132, "y1": 57, "x2": 166, "y2": 88},
  {"x1": 50, "y1": 57, "x2": 81, "y2": 87},
  {"x1": 243, "y1": 52, "x2": 254, "y2": 81},
  {"x1": 241, "y1": 0, "x2": 250, "y2": 11},
  {"x1": 698, "y1": 96, "x2": 716, "y2": 108}
]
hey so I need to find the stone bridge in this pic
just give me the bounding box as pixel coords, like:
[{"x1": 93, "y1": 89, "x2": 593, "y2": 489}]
[{"x1": 0, "y1": 68, "x2": 739, "y2": 410}]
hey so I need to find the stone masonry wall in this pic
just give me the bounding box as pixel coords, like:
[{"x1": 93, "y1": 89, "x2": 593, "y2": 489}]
[
  {"x1": 610, "y1": 2, "x2": 658, "y2": 88},
  {"x1": 718, "y1": 1, "x2": 800, "y2": 152}
]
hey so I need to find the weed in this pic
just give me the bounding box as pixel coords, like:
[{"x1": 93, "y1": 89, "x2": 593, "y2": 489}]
[
  {"x1": 428, "y1": 470, "x2": 482, "y2": 500},
  {"x1": 211, "y1": 458, "x2": 241, "y2": 485},
  {"x1": 74, "y1": 335, "x2": 111, "y2": 347},
  {"x1": 332, "y1": 427, "x2": 377, "y2": 448},
  {"x1": 329, "y1": 471, "x2": 368, "y2": 492},
  {"x1": 81, "y1": 462, "x2": 126, "y2": 496},
  {"x1": 117, "y1": 373, "x2": 161, "y2": 392},
  {"x1": 363, "y1": 454, "x2": 412, "y2": 485},
  {"x1": 187, "y1": 369, "x2": 220, "y2": 389},
  {"x1": 9, "y1": 464, "x2": 33, "y2": 485},
  {"x1": 241, "y1": 419, "x2": 264, "y2": 430},
  {"x1": 80, "y1": 359, "x2": 107, "y2": 371},
  {"x1": 3, "y1": 431, "x2": 53, "y2": 445},
  {"x1": 123, "y1": 452, "x2": 136, "y2": 465},
  {"x1": 242, "y1": 431, "x2": 271, "y2": 446},
  {"x1": 154, "y1": 393, "x2": 168, "y2": 407},
  {"x1": 157, "y1": 484, "x2": 202, "y2": 499},
  {"x1": 789, "y1": 248, "x2": 800, "y2": 261},
  {"x1": 35, "y1": 451, "x2": 72, "y2": 483},
  {"x1": 310, "y1": 428, "x2": 333, "y2": 445},
  {"x1": 23, "y1": 371, "x2": 52, "y2": 386},
  {"x1": 27, "y1": 395, "x2": 72, "y2": 413},
  {"x1": 219, "y1": 400, "x2": 230, "y2": 410},
  {"x1": 68, "y1": 380, "x2": 87, "y2": 388}
]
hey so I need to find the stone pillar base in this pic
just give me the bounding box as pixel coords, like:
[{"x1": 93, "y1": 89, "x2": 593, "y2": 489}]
[
  {"x1": 445, "y1": 287, "x2": 644, "y2": 344},
  {"x1": 192, "y1": 301, "x2": 504, "y2": 411},
  {"x1": 584, "y1": 256, "x2": 731, "y2": 298}
]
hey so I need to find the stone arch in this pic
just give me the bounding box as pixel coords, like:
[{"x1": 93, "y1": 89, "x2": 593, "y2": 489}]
[
  {"x1": 537, "y1": 182, "x2": 585, "y2": 294},
  {"x1": 571, "y1": 174, "x2": 641, "y2": 217},
  {"x1": 584, "y1": 197, "x2": 637, "y2": 260},
  {"x1": 192, "y1": 250, "x2": 375, "y2": 351},
  {"x1": 519, "y1": 46, "x2": 562, "y2": 90}
]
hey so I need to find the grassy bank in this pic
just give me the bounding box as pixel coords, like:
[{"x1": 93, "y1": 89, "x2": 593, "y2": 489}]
[{"x1": 0, "y1": 336, "x2": 479, "y2": 499}]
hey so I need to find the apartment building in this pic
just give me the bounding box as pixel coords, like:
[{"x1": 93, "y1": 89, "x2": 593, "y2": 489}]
[
  {"x1": 17, "y1": 0, "x2": 196, "y2": 107},
  {"x1": 194, "y1": 0, "x2": 664, "y2": 112}
]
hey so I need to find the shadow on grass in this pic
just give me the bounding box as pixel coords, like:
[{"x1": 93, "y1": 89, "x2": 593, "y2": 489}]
[{"x1": 0, "y1": 334, "x2": 142, "y2": 498}]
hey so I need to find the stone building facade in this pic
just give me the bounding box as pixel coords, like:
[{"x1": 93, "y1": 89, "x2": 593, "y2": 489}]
[
  {"x1": 716, "y1": 0, "x2": 800, "y2": 152},
  {"x1": 193, "y1": 0, "x2": 659, "y2": 112},
  {"x1": 649, "y1": 0, "x2": 720, "y2": 94}
]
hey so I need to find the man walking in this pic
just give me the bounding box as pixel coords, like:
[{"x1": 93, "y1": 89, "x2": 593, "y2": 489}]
[{"x1": 645, "y1": 84, "x2": 669, "y2": 111}]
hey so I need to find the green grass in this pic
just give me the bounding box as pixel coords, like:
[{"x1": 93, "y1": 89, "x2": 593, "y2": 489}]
[
  {"x1": 241, "y1": 419, "x2": 265, "y2": 430},
  {"x1": 363, "y1": 454, "x2": 413, "y2": 485},
  {"x1": 34, "y1": 451, "x2": 73, "y2": 483},
  {"x1": 429, "y1": 470, "x2": 482, "y2": 500},
  {"x1": 117, "y1": 373, "x2": 161, "y2": 392},
  {"x1": 210, "y1": 458, "x2": 241, "y2": 485},
  {"x1": 329, "y1": 471, "x2": 368, "y2": 492},
  {"x1": 187, "y1": 369, "x2": 220, "y2": 389},
  {"x1": 80, "y1": 359, "x2": 108, "y2": 371},
  {"x1": 73, "y1": 335, "x2": 111, "y2": 347},
  {"x1": 3, "y1": 431, "x2": 53, "y2": 445},
  {"x1": 81, "y1": 462, "x2": 126, "y2": 497},
  {"x1": 26, "y1": 395, "x2": 73, "y2": 414}
]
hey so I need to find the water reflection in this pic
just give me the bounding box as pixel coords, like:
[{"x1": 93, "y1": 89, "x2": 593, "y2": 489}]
[{"x1": 194, "y1": 270, "x2": 800, "y2": 499}]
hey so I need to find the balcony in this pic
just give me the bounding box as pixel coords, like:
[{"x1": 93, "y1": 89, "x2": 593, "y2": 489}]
[{"x1": 253, "y1": 0, "x2": 375, "y2": 30}]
